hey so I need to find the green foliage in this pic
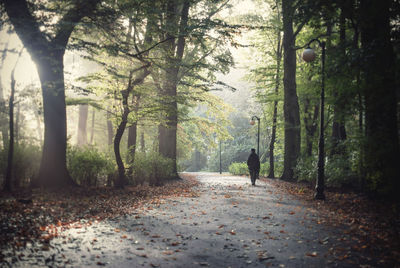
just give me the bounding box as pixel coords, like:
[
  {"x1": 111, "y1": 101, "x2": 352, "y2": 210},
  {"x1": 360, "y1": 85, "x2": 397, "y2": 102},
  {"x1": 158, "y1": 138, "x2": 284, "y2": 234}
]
[
  {"x1": 259, "y1": 162, "x2": 270, "y2": 176},
  {"x1": 130, "y1": 152, "x2": 175, "y2": 186},
  {"x1": 325, "y1": 154, "x2": 357, "y2": 188},
  {"x1": 228, "y1": 162, "x2": 248, "y2": 175},
  {"x1": 295, "y1": 142, "x2": 359, "y2": 188},
  {"x1": 228, "y1": 162, "x2": 271, "y2": 177},
  {"x1": 294, "y1": 156, "x2": 317, "y2": 183},
  {"x1": 0, "y1": 143, "x2": 41, "y2": 188},
  {"x1": 67, "y1": 146, "x2": 114, "y2": 187}
]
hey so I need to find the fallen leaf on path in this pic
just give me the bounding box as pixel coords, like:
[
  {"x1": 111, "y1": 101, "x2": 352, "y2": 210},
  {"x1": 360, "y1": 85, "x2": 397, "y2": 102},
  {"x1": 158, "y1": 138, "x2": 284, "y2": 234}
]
[{"x1": 306, "y1": 252, "x2": 318, "y2": 257}]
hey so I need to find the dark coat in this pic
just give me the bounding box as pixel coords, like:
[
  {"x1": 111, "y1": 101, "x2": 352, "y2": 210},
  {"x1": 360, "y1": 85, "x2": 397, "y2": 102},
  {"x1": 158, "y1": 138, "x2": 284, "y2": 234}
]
[{"x1": 247, "y1": 152, "x2": 260, "y2": 171}]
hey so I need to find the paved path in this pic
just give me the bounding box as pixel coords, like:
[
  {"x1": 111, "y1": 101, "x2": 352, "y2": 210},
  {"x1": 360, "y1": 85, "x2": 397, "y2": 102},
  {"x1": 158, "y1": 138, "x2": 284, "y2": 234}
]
[{"x1": 4, "y1": 173, "x2": 355, "y2": 267}]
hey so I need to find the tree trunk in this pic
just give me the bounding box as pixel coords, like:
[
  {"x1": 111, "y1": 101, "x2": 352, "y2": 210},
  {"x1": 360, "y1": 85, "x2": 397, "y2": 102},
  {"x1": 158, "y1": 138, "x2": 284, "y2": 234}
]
[
  {"x1": 127, "y1": 96, "x2": 140, "y2": 164},
  {"x1": 77, "y1": 104, "x2": 88, "y2": 146},
  {"x1": 140, "y1": 131, "x2": 145, "y2": 152},
  {"x1": 3, "y1": 66, "x2": 16, "y2": 192},
  {"x1": 303, "y1": 98, "x2": 319, "y2": 157},
  {"x1": 107, "y1": 112, "x2": 113, "y2": 146},
  {"x1": 3, "y1": 0, "x2": 100, "y2": 188},
  {"x1": 90, "y1": 107, "x2": 95, "y2": 144},
  {"x1": 35, "y1": 54, "x2": 75, "y2": 187},
  {"x1": 35, "y1": 109, "x2": 43, "y2": 144},
  {"x1": 15, "y1": 103, "x2": 20, "y2": 144},
  {"x1": 331, "y1": 7, "x2": 347, "y2": 155},
  {"x1": 360, "y1": 0, "x2": 400, "y2": 198},
  {"x1": 0, "y1": 41, "x2": 9, "y2": 148},
  {"x1": 280, "y1": 0, "x2": 301, "y2": 180},
  {"x1": 114, "y1": 68, "x2": 150, "y2": 188},
  {"x1": 268, "y1": 14, "x2": 282, "y2": 179},
  {"x1": 158, "y1": 0, "x2": 190, "y2": 176},
  {"x1": 114, "y1": 91, "x2": 129, "y2": 188}
]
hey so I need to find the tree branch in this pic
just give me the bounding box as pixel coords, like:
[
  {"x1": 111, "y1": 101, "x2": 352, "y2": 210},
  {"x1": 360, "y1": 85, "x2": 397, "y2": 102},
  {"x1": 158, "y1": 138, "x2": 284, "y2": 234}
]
[{"x1": 53, "y1": 0, "x2": 101, "y2": 49}]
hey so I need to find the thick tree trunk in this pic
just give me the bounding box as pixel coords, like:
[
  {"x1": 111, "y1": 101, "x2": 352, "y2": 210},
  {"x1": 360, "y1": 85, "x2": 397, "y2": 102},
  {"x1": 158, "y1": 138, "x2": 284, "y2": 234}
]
[
  {"x1": 35, "y1": 54, "x2": 75, "y2": 187},
  {"x1": 77, "y1": 104, "x2": 88, "y2": 146},
  {"x1": 3, "y1": 0, "x2": 100, "y2": 188},
  {"x1": 360, "y1": 0, "x2": 400, "y2": 198},
  {"x1": 158, "y1": 0, "x2": 189, "y2": 175},
  {"x1": 281, "y1": 0, "x2": 301, "y2": 180},
  {"x1": 35, "y1": 109, "x2": 43, "y2": 144}
]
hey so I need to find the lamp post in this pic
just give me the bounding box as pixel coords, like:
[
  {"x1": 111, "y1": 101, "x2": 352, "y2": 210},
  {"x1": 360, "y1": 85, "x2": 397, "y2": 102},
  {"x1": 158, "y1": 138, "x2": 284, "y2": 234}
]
[
  {"x1": 219, "y1": 140, "x2": 222, "y2": 174},
  {"x1": 302, "y1": 39, "x2": 326, "y2": 200},
  {"x1": 250, "y1": 115, "x2": 260, "y2": 156}
]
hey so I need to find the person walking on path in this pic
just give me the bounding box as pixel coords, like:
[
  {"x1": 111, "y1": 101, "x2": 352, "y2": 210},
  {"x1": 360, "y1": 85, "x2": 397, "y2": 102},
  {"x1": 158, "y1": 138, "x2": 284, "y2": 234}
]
[{"x1": 247, "y1": 148, "x2": 260, "y2": 186}]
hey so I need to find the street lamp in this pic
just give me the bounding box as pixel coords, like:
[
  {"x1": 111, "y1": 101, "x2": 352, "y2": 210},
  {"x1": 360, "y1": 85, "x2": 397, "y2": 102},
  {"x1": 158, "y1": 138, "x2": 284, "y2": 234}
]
[
  {"x1": 219, "y1": 140, "x2": 222, "y2": 174},
  {"x1": 302, "y1": 38, "x2": 326, "y2": 200},
  {"x1": 250, "y1": 115, "x2": 260, "y2": 156}
]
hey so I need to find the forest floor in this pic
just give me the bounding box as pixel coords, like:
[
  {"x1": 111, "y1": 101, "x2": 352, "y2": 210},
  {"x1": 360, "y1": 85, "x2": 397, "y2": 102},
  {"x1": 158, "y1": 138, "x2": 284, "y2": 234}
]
[{"x1": 0, "y1": 172, "x2": 399, "y2": 267}]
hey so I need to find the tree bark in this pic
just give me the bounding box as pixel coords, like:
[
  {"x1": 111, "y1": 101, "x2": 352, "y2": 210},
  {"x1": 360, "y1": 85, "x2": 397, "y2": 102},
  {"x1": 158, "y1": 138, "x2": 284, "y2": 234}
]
[
  {"x1": 280, "y1": 0, "x2": 301, "y2": 180},
  {"x1": 359, "y1": 0, "x2": 400, "y2": 198},
  {"x1": 158, "y1": 0, "x2": 190, "y2": 175},
  {"x1": 114, "y1": 68, "x2": 150, "y2": 188},
  {"x1": 90, "y1": 107, "x2": 95, "y2": 144},
  {"x1": 36, "y1": 53, "x2": 74, "y2": 187},
  {"x1": 3, "y1": 64, "x2": 16, "y2": 192},
  {"x1": 107, "y1": 112, "x2": 113, "y2": 146},
  {"x1": 77, "y1": 104, "x2": 88, "y2": 146},
  {"x1": 140, "y1": 131, "x2": 145, "y2": 152},
  {"x1": 3, "y1": 0, "x2": 100, "y2": 188},
  {"x1": 331, "y1": 6, "x2": 347, "y2": 155},
  {"x1": 15, "y1": 103, "x2": 20, "y2": 144},
  {"x1": 0, "y1": 41, "x2": 9, "y2": 148},
  {"x1": 127, "y1": 96, "x2": 140, "y2": 164},
  {"x1": 268, "y1": 11, "x2": 282, "y2": 179},
  {"x1": 303, "y1": 98, "x2": 319, "y2": 157},
  {"x1": 114, "y1": 89, "x2": 130, "y2": 188}
]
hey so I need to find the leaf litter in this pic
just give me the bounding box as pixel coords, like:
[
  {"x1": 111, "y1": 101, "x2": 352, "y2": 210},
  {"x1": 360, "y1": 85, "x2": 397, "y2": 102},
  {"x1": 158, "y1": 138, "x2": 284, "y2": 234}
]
[{"x1": 0, "y1": 175, "x2": 198, "y2": 262}]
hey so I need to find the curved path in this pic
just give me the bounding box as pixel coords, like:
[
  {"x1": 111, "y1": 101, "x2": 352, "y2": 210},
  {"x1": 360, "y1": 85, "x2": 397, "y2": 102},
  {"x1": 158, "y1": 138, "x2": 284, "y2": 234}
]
[{"x1": 6, "y1": 173, "x2": 353, "y2": 267}]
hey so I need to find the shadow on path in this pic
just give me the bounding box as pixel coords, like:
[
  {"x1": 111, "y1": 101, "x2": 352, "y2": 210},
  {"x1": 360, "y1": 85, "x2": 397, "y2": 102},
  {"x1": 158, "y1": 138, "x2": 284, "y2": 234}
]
[{"x1": 3, "y1": 172, "x2": 364, "y2": 267}]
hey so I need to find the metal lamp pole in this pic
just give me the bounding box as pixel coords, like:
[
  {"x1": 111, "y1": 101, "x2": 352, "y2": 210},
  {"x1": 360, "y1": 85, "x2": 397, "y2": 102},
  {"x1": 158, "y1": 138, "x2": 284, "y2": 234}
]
[
  {"x1": 250, "y1": 116, "x2": 260, "y2": 156},
  {"x1": 219, "y1": 140, "x2": 222, "y2": 174},
  {"x1": 302, "y1": 39, "x2": 326, "y2": 200}
]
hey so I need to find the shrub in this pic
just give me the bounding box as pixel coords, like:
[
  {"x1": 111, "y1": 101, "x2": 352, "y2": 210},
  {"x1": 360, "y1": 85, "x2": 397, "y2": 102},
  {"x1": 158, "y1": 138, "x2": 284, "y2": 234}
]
[
  {"x1": 228, "y1": 162, "x2": 248, "y2": 175},
  {"x1": 259, "y1": 163, "x2": 269, "y2": 177},
  {"x1": 325, "y1": 154, "x2": 357, "y2": 187},
  {"x1": 294, "y1": 156, "x2": 317, "y2": 183},
  {"x1": 67, "y1": 145, "x2": 114, "y2": 186},
  {"x1": 130, "y1": 152, "x2": 175, "y2": 186},
  {"x1": 0, "y1": 143, "x2": 41, "y2": 188},
  {"x1": 228, "y1": 162, "x2": 272, "y2": 177}
]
